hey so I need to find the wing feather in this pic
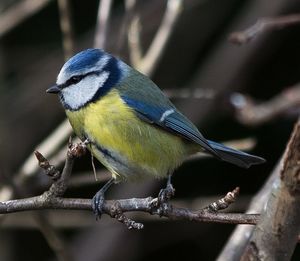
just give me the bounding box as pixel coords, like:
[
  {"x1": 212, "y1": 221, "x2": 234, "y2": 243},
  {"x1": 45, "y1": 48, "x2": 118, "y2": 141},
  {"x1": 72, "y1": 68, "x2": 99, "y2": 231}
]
[{"x1": 121, "y1": 96, "x2": 219, "y2": 157}]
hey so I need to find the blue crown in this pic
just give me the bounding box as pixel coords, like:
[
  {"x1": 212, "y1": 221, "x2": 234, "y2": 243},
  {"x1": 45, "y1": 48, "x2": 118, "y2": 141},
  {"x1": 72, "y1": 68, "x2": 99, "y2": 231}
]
[{"x1": 65, "y1": 49, "x2": 107, "y2": 73}]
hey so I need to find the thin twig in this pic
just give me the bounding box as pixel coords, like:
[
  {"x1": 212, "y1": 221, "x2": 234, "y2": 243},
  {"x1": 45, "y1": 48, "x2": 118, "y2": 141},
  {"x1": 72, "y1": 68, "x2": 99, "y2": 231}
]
[
  {"x1": 207, "y1": 187, "x2": 240, "y2": 212},
  {"x1": 35, "y1": 151, "x2": 60, "y2": 180},
  {"x1": 94, "y1": 0, "x2": 114, "y2": 49},
  {"x1": 229, "y1": 14, "x2": 300, "y2": 45}
]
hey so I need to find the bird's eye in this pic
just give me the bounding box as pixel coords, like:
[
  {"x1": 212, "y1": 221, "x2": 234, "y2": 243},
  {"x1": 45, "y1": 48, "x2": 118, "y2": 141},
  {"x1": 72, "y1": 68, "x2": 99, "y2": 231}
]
[{"x1": 69, "y1": 75, "x2": 83, "y2": 85}]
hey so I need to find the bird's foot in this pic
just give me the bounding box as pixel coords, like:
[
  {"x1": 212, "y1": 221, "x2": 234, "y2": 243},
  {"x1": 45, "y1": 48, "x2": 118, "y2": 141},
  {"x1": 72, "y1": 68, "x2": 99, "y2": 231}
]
[
  {"x1": 92, "y1": 178, "x2": 115, "y2": 219},
  {"x1": 92, "y1": 190, "x2": 105, "y2": 219},
  {"x1": 158, "y1": 182, "x2": 175, "y2": 205},
  {"x1": 155, "y1": 179, "x2": 175, "y2": 216}
]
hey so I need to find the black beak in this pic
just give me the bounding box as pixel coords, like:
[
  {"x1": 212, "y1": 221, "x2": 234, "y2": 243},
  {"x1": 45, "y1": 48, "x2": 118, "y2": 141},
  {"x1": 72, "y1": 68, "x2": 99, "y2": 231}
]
[{"x1": 46, "y1": 85, "x2": 60, "y2": 94}]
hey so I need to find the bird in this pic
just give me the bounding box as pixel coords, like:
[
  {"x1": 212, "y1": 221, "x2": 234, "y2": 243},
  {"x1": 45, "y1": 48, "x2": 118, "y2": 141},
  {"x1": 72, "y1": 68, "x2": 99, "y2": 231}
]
[{"x1": 47, "y1": 48, "x2": 265, "y2": 216}]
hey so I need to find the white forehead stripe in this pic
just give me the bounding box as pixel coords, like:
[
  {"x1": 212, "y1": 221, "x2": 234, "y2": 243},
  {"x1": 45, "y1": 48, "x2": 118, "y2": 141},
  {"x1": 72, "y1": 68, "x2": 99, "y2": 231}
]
[
  {"x1": 160, "y1": 109, "x2": 174, "y2": 122},
  {"x1": 61, "y1": 71, "x2": 110, "y2": 110},
  {"x1": 56, "y1": 54, "x2": 111, "y2": 85}
]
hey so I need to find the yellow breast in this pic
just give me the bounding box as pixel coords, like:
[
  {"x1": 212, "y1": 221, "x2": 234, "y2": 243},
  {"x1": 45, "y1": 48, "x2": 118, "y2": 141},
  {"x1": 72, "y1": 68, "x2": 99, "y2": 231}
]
[{"x1": 66, "y1": 89, "x2": 188, "y2": 180}]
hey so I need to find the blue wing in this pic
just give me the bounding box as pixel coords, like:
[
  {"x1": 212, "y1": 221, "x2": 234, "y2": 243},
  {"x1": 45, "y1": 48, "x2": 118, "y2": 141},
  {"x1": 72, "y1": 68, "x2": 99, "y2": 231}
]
[
  {"x1": 117, "y1": 69, "x2": 265, "y2": 168},
  {"x1": 121, "y1": 96, "x2": 220, "y2": 157}
]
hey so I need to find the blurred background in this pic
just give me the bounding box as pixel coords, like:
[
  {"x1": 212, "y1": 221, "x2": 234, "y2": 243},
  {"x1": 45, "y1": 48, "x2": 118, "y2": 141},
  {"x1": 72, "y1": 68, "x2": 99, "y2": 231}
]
[{"x1": 0, "y1": 0, "x2": 299, "y2": 260}]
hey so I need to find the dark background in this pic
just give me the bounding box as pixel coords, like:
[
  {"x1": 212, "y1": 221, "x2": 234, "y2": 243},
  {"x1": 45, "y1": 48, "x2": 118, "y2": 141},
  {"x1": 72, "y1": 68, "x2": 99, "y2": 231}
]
[{"x1": 0, "y1": 0, "x2": 299, "y2": 260}]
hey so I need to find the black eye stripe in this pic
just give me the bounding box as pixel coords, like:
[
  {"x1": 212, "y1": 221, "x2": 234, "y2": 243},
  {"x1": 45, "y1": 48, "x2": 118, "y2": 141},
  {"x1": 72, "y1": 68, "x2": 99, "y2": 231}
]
[
  {"x1": 68, "y1": 75, "x2": 82, "y2": 85},
  {"x1": 59, "y1": 71, "x2": 101, "y2": 89}
]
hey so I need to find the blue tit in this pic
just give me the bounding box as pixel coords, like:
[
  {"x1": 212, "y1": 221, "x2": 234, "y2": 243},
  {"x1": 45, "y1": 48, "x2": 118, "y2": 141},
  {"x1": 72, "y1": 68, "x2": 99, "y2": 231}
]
[{"x1": 47, "y1": 48, "x2": 265, "y2": 215}]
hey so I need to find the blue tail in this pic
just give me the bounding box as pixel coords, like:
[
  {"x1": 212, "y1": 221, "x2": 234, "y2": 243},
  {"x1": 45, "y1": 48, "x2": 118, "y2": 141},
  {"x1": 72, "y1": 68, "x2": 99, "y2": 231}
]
[{"x1": 207, "y1": 140, "x2": 265, "y2": 168}]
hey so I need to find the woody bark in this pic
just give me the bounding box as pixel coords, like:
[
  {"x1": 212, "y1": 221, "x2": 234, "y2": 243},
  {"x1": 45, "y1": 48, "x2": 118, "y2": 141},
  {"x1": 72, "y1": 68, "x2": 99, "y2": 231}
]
[{"x1": 241, "y1": 119, "x2": 300, "y2": 261}]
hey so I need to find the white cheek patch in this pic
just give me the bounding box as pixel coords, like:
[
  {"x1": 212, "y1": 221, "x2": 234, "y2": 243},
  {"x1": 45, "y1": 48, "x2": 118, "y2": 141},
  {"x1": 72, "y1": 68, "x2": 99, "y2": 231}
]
[{"x1": 62, "y1": 71, "x2": 110, "y2": 110}]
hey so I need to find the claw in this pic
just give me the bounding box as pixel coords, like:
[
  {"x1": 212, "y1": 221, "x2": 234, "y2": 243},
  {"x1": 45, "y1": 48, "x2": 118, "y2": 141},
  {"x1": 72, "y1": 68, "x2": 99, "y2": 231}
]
[
  {"x1": 158, "y1": 182, "x2": 175, "y2": 205},
  {"x1": 91, "y1": 178, "x2": 115, "y2": 219},
  {"x1": 92, "y1": 190, "x2": 105, "y2": 219},
  {"x1": 156, "y1": 175, "x2": 175, "y2": 216}
]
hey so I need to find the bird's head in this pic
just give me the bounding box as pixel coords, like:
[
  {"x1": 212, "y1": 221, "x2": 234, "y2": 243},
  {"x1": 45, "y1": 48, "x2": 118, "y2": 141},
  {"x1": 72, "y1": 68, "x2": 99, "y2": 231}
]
[{"x1": 47, "y1": 49, "x2": 127, "y2": 111}]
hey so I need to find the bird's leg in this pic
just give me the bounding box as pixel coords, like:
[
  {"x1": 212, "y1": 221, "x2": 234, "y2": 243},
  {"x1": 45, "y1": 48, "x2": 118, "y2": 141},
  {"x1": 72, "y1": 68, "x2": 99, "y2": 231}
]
[
  {"x1": 158, "y1": 175, "x2": 175, "y2": 205},
  {"x1": 92, "y1": 178, "x2": 115, "y2": 219}
]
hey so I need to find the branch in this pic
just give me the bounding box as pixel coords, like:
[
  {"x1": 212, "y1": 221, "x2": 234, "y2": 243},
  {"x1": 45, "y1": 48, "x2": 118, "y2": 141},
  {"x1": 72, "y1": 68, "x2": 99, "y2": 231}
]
[
  {"x1": 0, "y1": 141, "x2": 260, "y2": 230},
  {"x1": 0, "y1": 193, "x2": 259, "y2": 226},
  {"x1": 241, "y1": 119, "x2": 300, "y2": 260},
  {"x1": 0, "y1": 195, "x2": 253, "y2": 228},
  {"x1": 229, "y1": 14, "x2": 300, "y2": 45},
  {"x1": 230, "y1": 84, "x2": 300, "y2": 126}
]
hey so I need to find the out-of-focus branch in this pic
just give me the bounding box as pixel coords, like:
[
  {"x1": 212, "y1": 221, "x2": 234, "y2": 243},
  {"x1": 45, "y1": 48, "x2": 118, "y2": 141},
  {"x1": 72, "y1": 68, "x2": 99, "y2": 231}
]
[
  {"x1": 94, "y1": 0, "x2": 114, "y2": 49},
  {"x1": 57, "y1": 0, "x2": 75, "y2": 59},
  {"x1": 128, "y1": 0, "x2": 182, "y2": 76},
  {"x1": 0, "y1": 0, "x2": 51, "y2": 38},
  {"x1": 229, "y1": 14, "x2": 300, "y2": 45},
  {"x1": 230, "y1": 84, "x2": 300, "y2": 126},
  {"x1": 128, "y1": 15, "x2": 142, "y2": 67},
  {"x1": 241, "y1": 119, "x2": 300, "y2": 261}
]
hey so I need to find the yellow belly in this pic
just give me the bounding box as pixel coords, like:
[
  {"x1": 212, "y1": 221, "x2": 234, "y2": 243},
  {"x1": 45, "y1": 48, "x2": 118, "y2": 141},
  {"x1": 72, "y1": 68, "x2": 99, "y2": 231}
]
[{"x1": 66, "y1": 90, "x2": 189, "y2": 181}]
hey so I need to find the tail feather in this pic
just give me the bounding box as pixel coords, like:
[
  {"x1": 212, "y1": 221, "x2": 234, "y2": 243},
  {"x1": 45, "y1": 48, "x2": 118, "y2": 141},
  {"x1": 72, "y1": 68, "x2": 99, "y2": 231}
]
[{"x1": 207, "y1": 140, "x2": 265, "y2": 168}]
